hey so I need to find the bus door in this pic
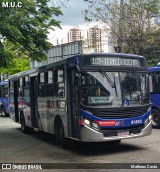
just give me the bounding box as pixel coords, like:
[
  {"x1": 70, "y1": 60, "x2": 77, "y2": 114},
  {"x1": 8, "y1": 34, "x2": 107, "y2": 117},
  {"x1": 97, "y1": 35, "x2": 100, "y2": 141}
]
[
  {"x1": 30, "y1": 76, "x2": 39, "y2": 128},
  {"x1": 68, "y1": 68, "x2": 80, "y2": 139}
]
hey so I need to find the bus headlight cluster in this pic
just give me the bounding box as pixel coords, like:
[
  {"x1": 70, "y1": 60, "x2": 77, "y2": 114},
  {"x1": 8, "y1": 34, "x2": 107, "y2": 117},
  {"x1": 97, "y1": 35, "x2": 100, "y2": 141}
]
[
  {"x1": 83, "y1": 118, "x2": 99, "y2": 130},
  {"x1": 92, "y1": 122, "x2": 99, "y2": 129},
  {"x1": 84, "y1": 119, "x2": 90, "y2": 125},
  {"x1": 144, "y1": 118, "x2": 149, "y2": 127},
  {"x1": 149, "y1": 114, "x2": 152, "y2": 121},
  {"x1": 144, "y1": 115, "x2": 152, "y2": 127}
]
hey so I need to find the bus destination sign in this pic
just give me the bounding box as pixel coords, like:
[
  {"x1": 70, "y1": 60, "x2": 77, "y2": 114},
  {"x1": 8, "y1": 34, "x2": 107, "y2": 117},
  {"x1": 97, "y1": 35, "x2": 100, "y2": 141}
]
[{"x1": 91, "y1": 57, "x2": 140, "y2": 66}]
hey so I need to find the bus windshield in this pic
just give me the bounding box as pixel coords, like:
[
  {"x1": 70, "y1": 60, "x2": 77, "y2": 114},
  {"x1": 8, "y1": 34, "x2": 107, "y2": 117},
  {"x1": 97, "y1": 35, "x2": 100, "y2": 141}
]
[{"x1": 81, "y1": 71, "x2": 149, "y2": 107}]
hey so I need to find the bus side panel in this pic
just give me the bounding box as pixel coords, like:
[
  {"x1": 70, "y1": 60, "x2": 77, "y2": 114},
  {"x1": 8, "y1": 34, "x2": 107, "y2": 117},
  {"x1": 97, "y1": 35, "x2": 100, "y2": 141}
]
[
  {"x1": 9, "y1": 81, "x2": 19, "y2": 122},
  {"x1": 0, "y1": 98, "x2": 9, "y2": 113},
  {"x1": 9, "y1": 88, "x2": 15, "y2": 121},
  {"x1": 150, "y1": 94, "x2": 160, "y2": 108},
  {"x1": 23, "y1": 87, "x2": 32, "y2": 128},
  {"x1": 46, "y1": 66, "x2": 68, "y2": 136},
  {"x1": 46, "y1": 96, "x2": 54, "y2": 134},
  {"x1": 14, "y1": 81, "x2": 19, "y2": 122},
  {"x1": 0, "y1": 82, "x2": 9, "y2": 114},
  {"x1": 38, "y1": 97, "x2": 48, "y2": 132}
]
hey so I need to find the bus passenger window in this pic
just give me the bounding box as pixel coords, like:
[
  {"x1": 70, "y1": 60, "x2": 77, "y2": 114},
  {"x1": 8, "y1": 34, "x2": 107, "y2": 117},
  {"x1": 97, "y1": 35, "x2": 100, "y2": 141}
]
[
  {"x1": 48, "y1": 71, "x2": 53, "y2": 84},
  {"x1": 40, "y1": 72, "x2": 45, "y2": 83},
  {"x1": 19, "y1": 78, "x2": 23, "y2": 87},
  {"x1": 24, "y1": 76, "x2": 29, "y2": 86},
  {"x1": 38, "y1": 85, "x2": 45, "y2": 97},
  {"x1": 57, "y1": 68, "x2": 65, "y2": 98},
  {"x1": 19, "y1": 88, "x2": 23, "y2": 97}
]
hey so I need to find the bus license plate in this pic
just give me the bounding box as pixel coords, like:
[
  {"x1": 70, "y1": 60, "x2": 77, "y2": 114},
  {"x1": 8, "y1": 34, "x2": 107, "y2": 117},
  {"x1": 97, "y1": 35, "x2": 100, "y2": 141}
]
[{"x1": 117, "y1": 130, "x2": 129, "y2": 136}]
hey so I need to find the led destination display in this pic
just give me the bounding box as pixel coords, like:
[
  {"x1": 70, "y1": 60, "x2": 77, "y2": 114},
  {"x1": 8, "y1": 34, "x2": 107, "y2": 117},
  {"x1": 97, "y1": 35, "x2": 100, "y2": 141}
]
[{"x1": 91, "y1": 57, "x2": 140, "y2": 66}]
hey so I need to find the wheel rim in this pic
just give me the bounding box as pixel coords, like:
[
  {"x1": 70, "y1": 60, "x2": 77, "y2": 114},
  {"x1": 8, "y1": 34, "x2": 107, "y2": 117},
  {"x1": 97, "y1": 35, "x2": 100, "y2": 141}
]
[{"x1": 152, "y1": 113, "x2": 159, "y2": 126}]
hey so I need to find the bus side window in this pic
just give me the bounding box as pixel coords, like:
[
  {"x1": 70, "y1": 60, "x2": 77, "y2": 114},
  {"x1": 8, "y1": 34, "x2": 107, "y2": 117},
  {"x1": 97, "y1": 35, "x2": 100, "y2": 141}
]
[
  {"x1": 46, "y1": 70, "x2": 54, "y2": 97},
  {"x1": 38, "y1": 72, "x2": 46, "y2": 97},
  {"x1": 3, "y1": 85, "x2": 8, "y2": 98},
  {"x1": 149, "y1": 75, "x2": 153, "y2": 93},
  {"x1": 19, "y1": 88, "x2": 23, "y2": 97},
  {"x1": 151, "y1": 72, "x2": 160, "y2": 94},
  {"x1": 56, "y1": 68, "x2": 65, "y2": 98}
]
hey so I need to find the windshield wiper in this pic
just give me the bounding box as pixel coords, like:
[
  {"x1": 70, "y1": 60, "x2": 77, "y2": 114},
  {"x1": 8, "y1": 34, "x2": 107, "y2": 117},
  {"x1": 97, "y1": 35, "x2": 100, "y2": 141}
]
[{"x1": 99, "y1": 68, "x2": 118, "y2": 97}]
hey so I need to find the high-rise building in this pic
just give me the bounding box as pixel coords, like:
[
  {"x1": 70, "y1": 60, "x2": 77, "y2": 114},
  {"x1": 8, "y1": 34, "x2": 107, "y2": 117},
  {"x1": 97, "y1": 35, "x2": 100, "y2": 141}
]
[
  {"x1": 88, "y1": 26, "x2": 102, "y2": 52},
  {"x1": 68, "y1": 28, "x2": 81, "y2": 42}
]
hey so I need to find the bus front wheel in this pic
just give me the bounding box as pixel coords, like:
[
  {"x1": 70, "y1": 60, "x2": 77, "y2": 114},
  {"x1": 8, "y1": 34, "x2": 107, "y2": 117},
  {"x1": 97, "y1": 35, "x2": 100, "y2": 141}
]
[
  {"x1": 55, "y1": 120, "x2": 69, "y2": 149},
  {"x1": 152, "y1": 109, "x2": 160, "y2": 129}
]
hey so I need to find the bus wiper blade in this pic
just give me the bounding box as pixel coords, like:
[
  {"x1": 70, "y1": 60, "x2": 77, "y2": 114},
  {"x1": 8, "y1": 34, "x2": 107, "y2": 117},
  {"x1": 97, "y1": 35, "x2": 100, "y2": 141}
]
[
  {"x1": 99, "y1": 69, "x2": 115, "y2": 88},
  {"x1": 113, "y1": 76, "x2": 118, "y2": 97},
  {"x1": 99, "y1": 68, "x2": 118, "y2": 97}
]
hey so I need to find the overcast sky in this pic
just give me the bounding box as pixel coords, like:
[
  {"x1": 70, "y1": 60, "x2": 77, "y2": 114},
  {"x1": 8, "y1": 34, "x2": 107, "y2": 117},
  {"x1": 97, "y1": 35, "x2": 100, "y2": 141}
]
[
  {"x1": 48, "y1": 0, "x2": 98, "y2": 44},
  {"x1": 57, "y1": 0, "x2": 88, "y2": 26}
]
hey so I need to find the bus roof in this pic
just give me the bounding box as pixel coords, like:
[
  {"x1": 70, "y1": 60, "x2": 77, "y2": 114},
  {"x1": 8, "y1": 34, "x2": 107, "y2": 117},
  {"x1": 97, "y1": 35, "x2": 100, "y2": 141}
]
[
  {"x1": 9, "y1": 53, "x2": 146, "y2": 80},
  {"x1": 0, "y1": 81, "x2": 8, "y2": 85},
  {"x1": 83, "y1": 52, "x2": 144, "y2": 58},
  {"x1": 148, "y1": 65, "x2": 160, "y2": 72}
]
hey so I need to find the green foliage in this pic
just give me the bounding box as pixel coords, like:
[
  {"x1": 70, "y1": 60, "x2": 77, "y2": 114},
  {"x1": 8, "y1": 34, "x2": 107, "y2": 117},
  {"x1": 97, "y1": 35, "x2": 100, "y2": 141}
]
[
  {"x1": 0, "y1": 0, "x2": 62, "y2": 67},
  {"x1": 0, "y1": 57, "x2": 29, "y2": 75},
  {"x1": 84, "y1": 0, "x2": 160, "y2": 65},
  {"x1": 0, "y1": 40, "x2": 30, "y2": 75}
]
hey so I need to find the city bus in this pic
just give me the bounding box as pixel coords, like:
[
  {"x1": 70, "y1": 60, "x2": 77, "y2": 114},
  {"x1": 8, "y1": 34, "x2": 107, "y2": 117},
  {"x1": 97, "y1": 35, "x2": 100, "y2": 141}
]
[
  {"x1": 9, "y1": 53, "x2": 152, "y2": 148},
  {"x1": 148, "y1": 63, "x2": 160, "y2": 128},
  {"x1": 0, "y1": 81, "x2": 9, "y2": 117}
]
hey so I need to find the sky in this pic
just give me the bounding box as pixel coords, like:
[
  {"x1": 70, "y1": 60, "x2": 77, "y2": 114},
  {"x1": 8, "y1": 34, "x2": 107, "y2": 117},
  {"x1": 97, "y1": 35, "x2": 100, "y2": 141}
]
[
  {"x1": 58, "y1": 0, "x2": 88, "y2": 26},
  {"x1": 48, "y1": 0, "x2": 108, "y2": 52},
  {"x1": 48, "y1": 0, "x2": 92, "y2": 44}
]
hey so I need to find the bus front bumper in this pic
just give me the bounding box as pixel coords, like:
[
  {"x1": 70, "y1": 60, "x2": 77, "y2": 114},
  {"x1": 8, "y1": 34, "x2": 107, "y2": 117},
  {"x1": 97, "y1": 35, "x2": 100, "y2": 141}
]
[{"x1": 80, "y1": 121, "x2": 152, "y2": 142}]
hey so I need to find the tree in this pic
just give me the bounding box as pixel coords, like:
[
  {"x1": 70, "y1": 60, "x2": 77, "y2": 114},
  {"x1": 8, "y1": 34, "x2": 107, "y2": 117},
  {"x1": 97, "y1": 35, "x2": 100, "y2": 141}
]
[
  {"x1": 0, "y1": 0, "x2": 63, "y2": 67},
  {"x1": 0, "y1": 40, "x2": 30, "y2": 76},
  {"x1": 0, "y1": 57, "x2": 29, "y2": 75},
  {"x1": 84, "y1": 0, "x2": 160, "y2": 65}
]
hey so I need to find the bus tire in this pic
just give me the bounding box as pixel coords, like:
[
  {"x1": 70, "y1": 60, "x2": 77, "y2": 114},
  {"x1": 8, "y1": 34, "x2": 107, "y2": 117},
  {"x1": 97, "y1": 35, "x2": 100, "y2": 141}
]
[
  {"x1": 152, "y1": 109, "x2": 160, "y2": 129},
  {"x1": 55, "y1": 120, "x2": 69, "y2": 149},
  {"x1": 1, "y1": 106, "x2": 6, "y2": 117},
  {"x1": 20, "y1": 113, "x2": 31, "y2": 134}
]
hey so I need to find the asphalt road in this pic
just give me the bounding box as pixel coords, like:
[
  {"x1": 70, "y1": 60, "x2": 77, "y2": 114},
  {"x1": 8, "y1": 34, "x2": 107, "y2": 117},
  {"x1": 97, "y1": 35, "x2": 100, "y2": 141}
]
[{"x1": 0, "y1": 116, "x2": 160, "y2": 172}]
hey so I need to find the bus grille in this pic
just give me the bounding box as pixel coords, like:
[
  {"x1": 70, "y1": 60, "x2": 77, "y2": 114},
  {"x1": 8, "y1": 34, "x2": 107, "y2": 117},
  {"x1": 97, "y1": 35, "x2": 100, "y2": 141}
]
[
  {"x1": 101, "y1": 126, "x2": 143, "y2": 137},
  {"x1": 129, "y1": 127, "x2": 142, "y2": 134},
  {"x1": 95, "y1": 106, "x2": 149, "y2": 119}
]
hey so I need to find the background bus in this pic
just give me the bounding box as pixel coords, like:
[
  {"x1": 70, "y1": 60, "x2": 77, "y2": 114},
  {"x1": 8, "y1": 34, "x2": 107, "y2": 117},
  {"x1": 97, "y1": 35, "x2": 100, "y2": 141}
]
[
  {"x1": 148, "y1": 64, "x2": 160, "y2": 128},
  {"x1": 9, "y1": 53, "x2": 152, "y2": 148},
  {"x1": 0, "y1": 81, "x2": 9, "y2": 117}
]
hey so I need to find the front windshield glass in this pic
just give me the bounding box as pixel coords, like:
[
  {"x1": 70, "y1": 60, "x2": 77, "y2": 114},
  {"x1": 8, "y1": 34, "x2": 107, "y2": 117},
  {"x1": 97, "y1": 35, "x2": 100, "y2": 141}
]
[
  {"x1": 81, "y1": 71, "x2": 149, "y2": 107},
  {"x1": 120, "y1": 72, "x2": 149, "y2": 106}
]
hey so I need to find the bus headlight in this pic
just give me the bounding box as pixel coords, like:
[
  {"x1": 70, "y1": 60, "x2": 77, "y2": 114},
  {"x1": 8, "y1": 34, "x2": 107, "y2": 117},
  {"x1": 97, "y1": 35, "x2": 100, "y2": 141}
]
[
  {"x1": 144, "y1": 115, "x2": 152, "y2": 127},
  {"x1": 84, "y1": 119, "x2": 91, "y2": 126},
  {"x1": 83, "y1": 119, "x2": 99, "y2": 130},
  {"x1": 149, "y1": 114, "x2": 152, "y2": 121},
  {"x1": 92, "y1": 122, "x2": 99, "y2": 129},
  {"x1": 144, "y1": 118, "x2": 149, "y2": 127}
]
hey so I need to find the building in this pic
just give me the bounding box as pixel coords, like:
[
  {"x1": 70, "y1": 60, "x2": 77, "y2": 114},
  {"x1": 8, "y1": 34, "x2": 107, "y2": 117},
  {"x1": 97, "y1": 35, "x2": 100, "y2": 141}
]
[
  {"x1": 88, "y1": 26, "x2": 102, "y2": 52},
  {"x1": 68, "y1": 28, "x2": 82, "y2": 42}
]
